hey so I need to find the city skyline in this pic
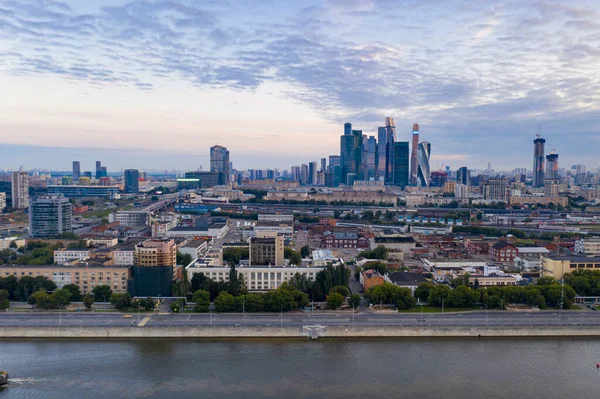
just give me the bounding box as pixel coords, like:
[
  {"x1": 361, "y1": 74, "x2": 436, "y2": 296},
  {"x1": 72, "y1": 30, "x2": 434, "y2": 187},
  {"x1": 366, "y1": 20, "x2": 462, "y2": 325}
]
[{"x1": 1, "y1": 0, "x2": 600, "y2": 170}]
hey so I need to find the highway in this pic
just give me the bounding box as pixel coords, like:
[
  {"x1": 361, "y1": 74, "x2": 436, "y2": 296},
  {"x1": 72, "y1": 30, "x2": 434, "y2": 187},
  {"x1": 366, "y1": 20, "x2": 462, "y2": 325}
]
[{"x1": 1, "y1": 311, "x2": 600, "y2": 328}]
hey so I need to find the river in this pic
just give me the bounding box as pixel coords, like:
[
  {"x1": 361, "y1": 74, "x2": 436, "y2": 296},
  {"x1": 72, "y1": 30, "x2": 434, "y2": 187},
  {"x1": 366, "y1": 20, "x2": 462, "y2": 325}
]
[{"x1": 1, "y1": 338, "x2": 600, "y2": 398}]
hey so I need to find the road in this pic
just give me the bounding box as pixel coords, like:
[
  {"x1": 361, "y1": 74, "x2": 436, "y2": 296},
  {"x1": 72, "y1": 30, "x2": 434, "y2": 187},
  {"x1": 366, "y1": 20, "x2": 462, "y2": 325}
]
[{"x1": 1, "y1": 311, "x2": 600, "y2": 328}]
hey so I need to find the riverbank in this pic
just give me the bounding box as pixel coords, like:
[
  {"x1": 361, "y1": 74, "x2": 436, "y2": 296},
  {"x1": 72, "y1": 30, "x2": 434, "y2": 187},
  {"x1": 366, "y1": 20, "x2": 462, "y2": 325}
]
[{"x1": 2, "y1": 325, "x2": 600, "y2": 339}]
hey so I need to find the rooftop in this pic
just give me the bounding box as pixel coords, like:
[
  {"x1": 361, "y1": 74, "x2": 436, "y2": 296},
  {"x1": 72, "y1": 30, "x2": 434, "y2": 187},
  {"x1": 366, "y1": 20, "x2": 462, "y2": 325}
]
[
  {"x1": 545, "y1": 254, "x2": 600, "y2": 262},
  {"x1": 387, "y1": 272, "x2": 427, "y2": 285},
  {"x1": 374, "y1": 236, "x2": 416, "y2": 243}
]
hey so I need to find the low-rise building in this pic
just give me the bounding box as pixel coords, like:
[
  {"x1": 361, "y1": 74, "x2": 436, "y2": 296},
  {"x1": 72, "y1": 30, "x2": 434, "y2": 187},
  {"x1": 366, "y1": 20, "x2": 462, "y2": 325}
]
[
  {"x1": 110, "y1": 211, "x2": 150, "y2": 228},
  {"x1": 541, "y1": 254, "x2": 600, "y2": 280},
  {"x1": 360, "y1": 269, "x2": 385, "y2": 291},
  {"x1": 178, "y1": 239, "x2": 209, "y2": 260},
  {"x1": 370, "y1": 236, "x2": 417, "y2": 252},
  {"x1": 385, "y1": 272, "x2": 428, "y2": 293},
  {"x1": 469, "y1": 275, "x2": 518, "y2": 286},
  {"x1": 253, "y1": 221, "x2": 294, "y2": 236},
  {"x1": 489, "y1": 241, "x2": 518, "y2": 263},
  {"x1": 312, "y1": 249, "x2": 341, "y2": 267},
  {"x1": 509, "y1": 196, "x2": 568, "y2": 207},
  {"x1": 0, "y1": 237, "x2": 26, "y2": 250},
  {"x1": 574, "y1": 237, "x2": 600, "y2": 257},
  {"x1": 54, "y1": 249, "x2": 91, "y2": 265},
  {"x1": 322, "y1": 231, "x2": 370, "y2": 248}
]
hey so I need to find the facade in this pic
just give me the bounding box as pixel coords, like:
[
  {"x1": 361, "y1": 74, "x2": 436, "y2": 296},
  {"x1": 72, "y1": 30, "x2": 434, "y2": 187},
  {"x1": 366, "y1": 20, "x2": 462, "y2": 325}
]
[
  {"x1": 483, "y1": 178, "x2": 508, "y2": 202},
  {"x1": 468, "y1": 275, "x2": 517, "y2": 287},
  {"x1": 133, "y1": 239, "x2": 177, "y2": 267},
  {"x1": 308, "y1": 161, "x2": 318, "y2": 185},
  {"x1": 541, "y1": 255, "x2": 600, "y2": 280},
  {"x1": 124, "y1": 169, "x2": 140, "y2": 194},
  {"x1": 179, "y1": 239, "x2": 209, "y2": 260},
  {"x1": 544, "y1": 180, "x2": 560, "y2": 196},
  {"x1": 370, "y1": 236, "x2": 416, "y2": 252},
  {"x1": 365, "y1": 135, "x2": 377, "y2": 180},
  {"x1": 533, "y1": 136, "x2": 546, "y2": 187},
  {"x1": 253, "y1": 221, "x2": 293, "y2": 236},
  {"x1": 186, "y1": 265, "x2": 325, "y2": 292},
  {"x1": 489, "y1": 241, "x2": 518, "y2": 263},
  {"x1": 509, "y1": 196, "x2": 568, "y2": 207},
  {"x1": 340, "y1": 123, "x2": 357, "y2": 185},
  {"x1": 258, "y1": 214, "x2": 294, "y2": 224},
  {"x1": 249, "y1": 236, "x2": 284, "y2": 266},
  {"x1": 410, "y1": 124, "x2": 419, "y2": 185},
  {"x1": 457, "y1": 167, "x2": 470, "y2": 186},
  {"x1": 0, "y1": 192, "x2": 5, "y2": 212},
  {"x1": 385, "y1": 117, "x2": 396, "y2": 184},
  {"x1": 0, "y1": 265, "x2": 132, "y2": 295},
  {"x1": 393, "y1": 141, "x2": 410, "y2": 188},
  {"x1": 72, "y1": 161, "x2": 80, "y2": 181},
  {"x1": 47, "y1": 185, "x2": 119, "y2": 198},
  {"x1": 210, "y1": 145, "x2": 230, "y2": 185},
  {"x1": 29, "y1": 195, "x2": 72, "y2": 238},
  {"x1": 110, "y1": 211, "x2": 150, "y2": 228},
  {"x1": 386, "y1": 272, "x2": 427, "y2": 293},
  {"x1": 545, "y1": 152, "x2": 559, "y2": 180},
  {"x1": 133, "y1": 239, "x2": 177, "y2": 297},
  {"x1": 11, "y1": 171, "x2": 29, "y2": 209},
  {"x1": 54, "y1": 250, "x2": 90, "y2": 265},
  {"x1": 360, "y1": 269, "x2": 385, "y2": 291},
  {"x1": 376, "y1": 126, "x2": 387, "y2": 181},
  {"x1": 322, "y1": 231, "x2": 370, "y2": 248},
  {"x1": 183, "y1": 171, "x2": 220, "y2": 189},
  {"x1": 416, "y1": 141, "x2": 431, "y2": 187},
  {"x1": 574, "y1": 237, "x2": 600, "y2": 257}
]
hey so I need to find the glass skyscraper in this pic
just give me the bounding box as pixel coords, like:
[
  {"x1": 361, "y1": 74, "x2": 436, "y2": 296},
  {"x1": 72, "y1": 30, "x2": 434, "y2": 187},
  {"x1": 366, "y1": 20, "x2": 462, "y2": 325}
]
[
  {"x1": 416, "y1": 141, "x2": 431, "y2": 187},
  {"x1": 376, "y1": 126, "x2": 387, "y2": 181},
  {"x1": 124, "y1": 169, "x2": 140, "y2": 194},
  {"x1": 210, "y1": 145, "x2": 230, "y2": 185},
  {"x1": 393, "y1": 141, "x2": 409, "y2": 188}
]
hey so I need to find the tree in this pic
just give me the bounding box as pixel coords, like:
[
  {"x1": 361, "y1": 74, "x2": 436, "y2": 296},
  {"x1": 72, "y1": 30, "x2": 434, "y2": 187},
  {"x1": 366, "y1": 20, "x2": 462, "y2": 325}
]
[
  {"x1": 0, "y1": 276, "x2": 18, "y2": 299},
  {"x1": 358, "y1": 246, "x2": 389, "y2": 260},
  {"x1": 330, "y1": 286, "x2": 350, "y2": 297},
  {"x1": 214, "y1": 291, "x2": 235, "y2": 312},
  {"x1": 288, "y1": 273, "x2": 314, "y2": 293},
  {"x1": 110, "y1": 293, "x2": 132, "y2": 310},
  {"x1": 52, "y1": 288, "x2": 72, "y2": 308},
  {"x1": 244, "y1": 293, "x2": 264, "y2": 312},
  {"x1": 300, "y1": 245, "x2": 311, "y2": 258},
  {"x1": 0, "y1": 289, "x2": 8, "y2": 301},
  {"x1": 93, "y1": 285, "x2": 113, "y2": 302},
  {"x1": 63, "y1": 284, "x2": 81, "y2": 301},
  {"x1": 30, "y1": 289, "x2": 57, "y2": 309},
  {"x1": 349, "y1": 293, "x2": 361, "y2": 309},
  {"x1": 363, "y1": 261, "x2": 388, "y2": 275},
  {"x1": 427, "y1": 285, "x2": 451, "y2": 307},
  {"x1": 83, "y1": 294, "x2": 94, "y2": 310},
  {"x1": 176, "y1": 252, "x2": 193, "y2": 266},
  {"x1": 228, "y1": 264, "x2": 241, "y2": 296},
  {"x1": 193, "y1": 290, "x2": 210, "y2": 312},
  {"x1": 326, "y1": 292, "x2": 345, "y2": 310},
  {"x1": 170, "y1": 298, "x2": 186, "y2": 313},
  {"x1": 288, "y1": 250, "x2": 302, "y2": 266},
  {"x1": 142, "y1": 296, "x2": 156, "y2": 311},
  {"x1": 414, "y1": 283, "x2": 434, "y2": 302},
  {"x1": 191, "y1": 273, "x2": 208, "y2": 293},
  {"x1": 446, "y1": 285, "x2": 479, "y2": 308},
  {"x1": 0, "y1": 299, "x2": 9, "y2": 311}
]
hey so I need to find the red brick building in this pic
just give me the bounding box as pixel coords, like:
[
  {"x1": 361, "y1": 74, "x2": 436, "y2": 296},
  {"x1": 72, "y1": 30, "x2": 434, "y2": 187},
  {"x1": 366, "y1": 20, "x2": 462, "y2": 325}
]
[
  {"x1": 489, "y1": 241, "x2": 518, "y2": 263},
  {"x1": 321, "y1": 231, "x2": 371, "y2": 248}
]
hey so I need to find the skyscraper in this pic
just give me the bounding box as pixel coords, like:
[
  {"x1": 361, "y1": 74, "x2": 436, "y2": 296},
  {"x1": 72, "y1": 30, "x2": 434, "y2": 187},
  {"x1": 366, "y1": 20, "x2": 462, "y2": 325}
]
[
  {"x1": 352, "y1": 129, "x2": 364, "y2": 180},
  {"x1": 72, "y1": 161, "x2": 80, "y2": 181},
  {"x1": 410, "y1": 124, "x2": 420, "y2": 185},
  {"x1": 385, "y1": 117, "x2": 396, "y2": 184},
  {"x1": 533, "y1": 135, "x2": 546, "y2": 187},
  {"x1": 124, "y1": 169, "x2": 140, "y2": 194},
  {"x1": 320, "y1": 158, "x2": 327, "y2": 172},
  {"x1": 28, "y1": 195, "x2": 72, "y2": 238},
  {"x1": 457, "y1": 167, "x2": 470, "y2": 186},
  {"x1": 546, "y1": 152, "x2": 559, "y2": 181},
  {"x1": 366, "y1": 136, "x2": 376, "y2": 180},
  {"x1": 11, "y1": 171, "x2": 29, "y2": 209},
  {"x1": 340, "y1": 123, "x2": 356, "y2": 184},
  {"x1": 416, "y1": 141, "x2": 431, "y2": 187},
  {"x1": 376, "y1": 126, "x2": 387, "y2": 181},
  {"x1": 308, "y1": 161, "x2": 318, "y2": 185},
  {"x1": 328, "y1": 155, "x2": 340, "y2": 168},
  {"x1": 300, "y1": 164, "x2": 308, "y2": 185},
  {"x1": 392, "y1": 141, "x2": 409, "y2": 188},
  {"x1": 95, "y1": 161, "x2": 102, "y2": 179},
  {"x1": 210, "y1": 145, "x2": 230, "y2": 185}
]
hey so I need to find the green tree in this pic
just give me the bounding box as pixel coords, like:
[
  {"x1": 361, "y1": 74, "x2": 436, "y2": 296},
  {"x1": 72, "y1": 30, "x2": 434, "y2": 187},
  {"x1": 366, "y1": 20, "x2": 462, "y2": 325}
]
[
  {"x1": 191, "y1": 273, "x2": 208, "y2": 293},
  {"x1": 142, "y1": 296, "x2": 156, "y2": 311},
  {"x1": 358, "y1": 246, "x2": 389, "y2": 260},
  {"x1": 330, "y1": 286, "x2": 350, "y2": 297},
  {"x1": 349, "y1": 293, "x2": 361, "y2": 309},
  {"x1": 0, "y1": 289, "x2": 8, "y2": 301},
  {"x1": 363, "y1": 261, "x2": 388, "y2": 275},
  {"x1": 244, "y1": 293, "x2": 264, "y2": 312},
  {"x1": 63, "y1": 284, "x2": 81, "y2": 301},
  {"x1": 326, "y1": 292, "x2": 345, "y2": 310},
  {"x1": 228, "y1": 264, "x2": 242, "y2": 296},
  {"x1": 176, "y1": 251, "x2": 193, "y2": 266},
  {"x1": 446, "y1": 285, "x2": 479, "y2": 308},
  {"x1": 52, "y1": 288, "x2": 72, "y2": 308},
  {"x1": 30, "y1": 289, "x2": 57, "y2": 309},
  {"x1": 427, "y1": 285, "x2": 451, "y2": 307},
  {"x1": 170, "y1": 297, "x2": 186, "y2": 313},
  {"x1": 93, "y1": 285, "x2": 113, "y2": 302},
  {"x1": 192, "y1": 290, "x2": 210, "y2": 312},
  {"x1": 0, "y1": 298, "x2": 9, "y2": 311},
  {"x1": 288, "y1": 273, "x2": 314, "y2": 293},
  {"x1": 0, "y1": 276, "x2": 18, "y2": 299},
  {"x1": 223, "y1": 247, "x2": 249, "y2": 265},
  {"x1": 214, "y1": 291, "x2": 235, "y2": 312},
  {"x1": 414, "y1": 283, "x2": 434, "y2": 302},
  {"x1": 83, "y1": 294, "x2": 94, "y2": 310},
  {"x1": 300, "y1": 245, "x2": 311, "y2": 258},
  {"x1": 110, "y1": 293, "x2": 132, "y2": 310}
]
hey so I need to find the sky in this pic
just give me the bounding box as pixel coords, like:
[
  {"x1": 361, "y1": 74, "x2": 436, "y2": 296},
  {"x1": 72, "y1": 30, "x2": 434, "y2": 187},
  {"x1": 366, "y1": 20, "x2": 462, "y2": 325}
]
[{"x1": 1, "y1": 0, "x2": 600, "y2": 172}]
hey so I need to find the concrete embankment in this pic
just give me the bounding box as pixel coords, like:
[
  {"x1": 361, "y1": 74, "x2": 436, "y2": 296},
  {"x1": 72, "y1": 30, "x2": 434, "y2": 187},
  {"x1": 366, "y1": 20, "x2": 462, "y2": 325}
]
[{"x1": 2, "y1": 326, "x2": 600, "y2": 339}]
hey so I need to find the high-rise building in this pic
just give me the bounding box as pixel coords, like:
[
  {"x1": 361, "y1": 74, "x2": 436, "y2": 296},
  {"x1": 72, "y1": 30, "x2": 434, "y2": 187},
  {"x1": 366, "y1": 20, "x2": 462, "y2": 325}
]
[
  {"x1": 11, "y1": 171, "x2": 29, "y2": 209},
  {"x1": 410, "y1": 124, "x2": 420, "y2": 185},
  {"x1": 320, "y1": 158, "x2": 327, "y2": 172},
  {"x1": 457, "y1": 167, "x2": 470, "y2": 186},
  {"x1": 308, "y1": 161, "x2": 318, "y2": 185},
  {"x1": 544, "y1": 180, "x2": 559, "y2": 196},
  {"x1": 416, "y1": 141, "x2": 431, "y2": 187},
  {"x1": 366, "y1": 136, "x2": 376, "y2": 180},
  {"x1": 385, "y1": 118, "x2": 396, "y2": 184},
  {"x1": 210, "y1": 145, "x2": 230, "y2": 185},
  {"x1": 533, "y1": 135, "x2": 546, "y2": 187},
  {"x1": 300, "y1": 164, "x2": 309, "y2": 185},
  {"x1": 100, "y1": 166, "x2": 107, "y2": 178},
  {"x1": 328, "y1": 155, "x2": 340, "y2": 168},
  {"x1": 376, "y1": 126, "x2": 387, "y2": 181},
  {"x1": 291, "y1": 166, "x2": 301, "y2": 182},
  {"x1": 483, "y1": 178, "x2": 508, "y2": 201},
  {"x1": 133, "y1": 238, "x2": 176, "y2": 297},
  {"x1": 72, "y1": 161, "x2": 80, "y2": 181},
  {"x1": 95, "y1": 161, "x2": 102, "y2": 179},
  {"x1": 28, "y1": 195, "x2": 72, "y2": 238},
  {"x1": 124, "y1": 169, "x2": 140, "y2": 194},
  {"x1": 352, "y1": 129, "x2": 364, "y2": 180},
  {"x1": 546, "y1": 152, "x2": 559, "y2": 181},
  {"x1": 392, "y1": 142, "x2": 409, "y2": 188},
  {"x1": 340, "y1": 123, "x2": 357, "y2": 185},
  {"x1": 0, "y1": 192, "x2": 6, "y2": 212},
  {"x1": 249, "y1": 235, "x2": 284, "y2": 266}
]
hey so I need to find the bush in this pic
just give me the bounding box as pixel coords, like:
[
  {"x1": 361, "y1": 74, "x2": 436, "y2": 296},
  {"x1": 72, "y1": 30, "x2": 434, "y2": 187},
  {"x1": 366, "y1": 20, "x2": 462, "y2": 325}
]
[{"x1": 326, "y1": 292, "x2": 345, "y2": 310}]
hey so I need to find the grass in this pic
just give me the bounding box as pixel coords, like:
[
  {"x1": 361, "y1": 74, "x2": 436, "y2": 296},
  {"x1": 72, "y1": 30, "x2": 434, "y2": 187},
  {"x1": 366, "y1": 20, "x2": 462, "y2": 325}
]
[{"x1": 397, "y1": 305, "x2": 481, "y2": 313}]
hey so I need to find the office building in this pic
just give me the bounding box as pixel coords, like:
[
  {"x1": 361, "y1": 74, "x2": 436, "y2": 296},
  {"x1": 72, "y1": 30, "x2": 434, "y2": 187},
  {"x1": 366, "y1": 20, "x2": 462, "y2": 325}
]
[
  {"x1": 366, "y1": 136, "x2": 377, "y2": 180},
  {"x1": 308, "y1": 161, "x2": 318, "y2": 185},
  {"x1": 546, "y1": 152, "x2": 559, "y2": 180},
  {"x1": 328, "y1": 155, "x2": 340, "y2": 168},
  {"x1": 392, "y1": 141, "x2": 409, "y2": 188},
  {"x1": 47, "y1": 185, "x2": 119, "y2": 198},
  {"x1": 376, "y1": 126, "x2": 387, "y2": 181},
  {"x1": 416, "y1": 141, "x2": 431, "y2": 187},
  {"x1": 210, "y1": 145, "x2": 230, "y2": 185},
  {"x1": 95, "y1": 161, "x2": 102, "y2": 179},
  {"x1": 300, "y1": 164, "x2": 309, "y2": 185},
  {"x1": 109, "y1": 210, "x2": 150, "y2": 228},
  {"x1": 133, "y1": 239, "x2": 176, "y2": 297},
  {"x1": 123, "y1": 169, "x2": 139, "y2": 194},
  {"x1": 533, "y1": 135, "x2": 546, "y2": 187},
  {"x1": 574, "y1": 237, "x2": 600, "y2": 257},
  {"x1": 457, "y1": 167, "x2": 470, "y2": 186},
  {"x1": 483, "y1": 178, "x2": 508, "y2": 201},
  {"x1": 72, "y1": 161, "x2": 80, "y2": 181},
  {"x1": 410, "y1": 124, "x2": 419, "y2": 185},
  {"x1": 249, "y1": 235, "x2": 284, "y2": 266},
  {"x1": 28, "y1": 195, "x2": 72, "y2": 238},
  {"x1": 291, "y1": 166, "x2": 301, "y2": 182},
  {"x1": 184, "y1": 171, "x2": 220, "y2": 188},
  {"x1": 0, "y1": 192, "x2": 6, "y2": 212},
  {"x1": 11, "y1": 171, "x2": 29, "y2": 209},
  {"x1": 340, "y1": 122, "x2": 357, "y2": 185},
  {"x1": 320, "y1": 158, "x2": 327, "y2": 172},
  {"x1": 352, "y1": 129, "x2": 364, "y2": 180},
  {"x1": 385, "y1": 117, "x2": 396, "y2": 184},
  {"x1": 544, "y1": 180, "x2": 559, "y2": 196},
  {"x1": 541, "y1": 254, "x2": 600, "y2": 281}
]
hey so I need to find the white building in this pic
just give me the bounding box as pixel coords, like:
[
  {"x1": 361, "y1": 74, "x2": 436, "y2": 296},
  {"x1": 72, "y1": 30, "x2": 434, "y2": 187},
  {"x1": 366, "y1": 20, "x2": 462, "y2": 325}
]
[
  {"x1": 89, "y1": 238, "x2": 118, "y2": 247},
  {"x1": 179, "y1": 239, "x2": 209, "y2": 260},
  {"x1": 0, "y1": 237, "x2": 26, "y2": 250},
  {"x1": 109, "y1": 211, "x2": 150, "y2": 228},
  {"x1": 312, "y1": 249, "x2": 342, "y2": 267},
  {"x1": 54, "y1": 250, "x2": 90, "y2": 265},
  {"x1": 258, "y1": 214, "x2": 294, "y2": 223},
  {"x1": 574, "y1": 238, "x2": 600, "y2": 257},
  {"x1": 0, "y1": 192, "x2": 6, "y2": 211},
  {"x1": 166, "y1": 223, "x2": 229, "y2": 239},
  {"x1": 253, "y1": 221, "x2": 294, "y2": 236},
  {"x1": 186, "y1": 264, "x2": 324, "y2": 291}
]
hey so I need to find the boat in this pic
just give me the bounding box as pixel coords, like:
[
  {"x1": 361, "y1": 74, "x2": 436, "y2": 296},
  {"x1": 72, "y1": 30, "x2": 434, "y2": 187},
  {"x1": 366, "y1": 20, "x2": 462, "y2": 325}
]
[{"x1": 0, "y1": 371, "x2": 8, "y2": 386}]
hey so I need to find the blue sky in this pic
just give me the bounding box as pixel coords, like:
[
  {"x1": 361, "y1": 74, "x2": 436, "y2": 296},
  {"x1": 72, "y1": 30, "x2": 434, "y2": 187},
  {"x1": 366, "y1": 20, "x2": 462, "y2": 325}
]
[{"x1": 1, "y1": 0, "x2": 599, "y2": 172}]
